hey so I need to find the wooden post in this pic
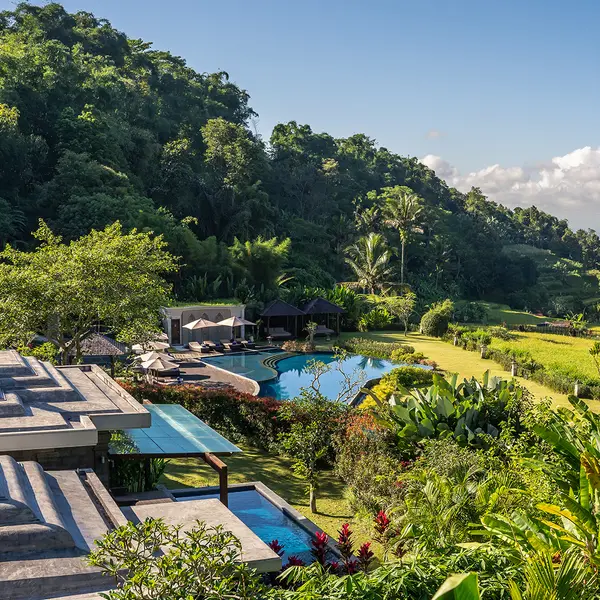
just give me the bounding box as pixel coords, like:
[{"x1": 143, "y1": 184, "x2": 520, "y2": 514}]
[{"x1": 203, "y1": 453, "x2": 228, "y2": 507}]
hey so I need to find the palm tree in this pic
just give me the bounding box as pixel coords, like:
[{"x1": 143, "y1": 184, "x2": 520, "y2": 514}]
[
  {"x1": 381, "y1": 187, "x2": 423, "y2": 285},
  {"x1": 344, "y1": 232, "x2": 394, "y2": 294}
]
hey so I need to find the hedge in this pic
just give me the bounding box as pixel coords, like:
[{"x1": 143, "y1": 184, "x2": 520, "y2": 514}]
[{"x1": 121, "y1": 383, "x2": 287, "y2": 450}]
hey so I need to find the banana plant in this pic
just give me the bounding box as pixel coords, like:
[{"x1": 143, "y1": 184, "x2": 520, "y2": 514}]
[
  {"x1": 481, "y1": 395, "x2": 600, "y2": 567},
  {"x1": 432, "y1": 573, "x2": 480, "y2": 599},
  {"x1": 365, "y1": 371, "x2": 523, "y2": 449}
]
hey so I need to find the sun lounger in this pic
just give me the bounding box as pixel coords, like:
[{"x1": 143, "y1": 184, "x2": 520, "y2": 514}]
[
  {"x1": 221, "y1": 339, "x2": 243, "y2": 352},
  {"x1": 267, "y1": 327, "x2": 292, "y2": 340},
  {"x1": 314, "y1": 324, "x2": 335, "y2": 337}
]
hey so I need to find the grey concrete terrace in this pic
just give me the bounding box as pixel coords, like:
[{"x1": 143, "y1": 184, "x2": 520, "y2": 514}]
[
  {"x1": 0, "y1": 351, "x2": 150, "y2": 452},
  {"x1": 0, "y1": 457, "x2": 281, "y2": 599}
]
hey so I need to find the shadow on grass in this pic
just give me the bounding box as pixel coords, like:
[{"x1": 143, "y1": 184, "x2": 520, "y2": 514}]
[{"x1": 160, "y1": 444, "x2": 348, "y2": 513}]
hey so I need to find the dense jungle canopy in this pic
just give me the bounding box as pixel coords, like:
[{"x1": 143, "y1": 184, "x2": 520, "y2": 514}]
[{"x1": 1, "y1": 2, "x2": 600, "y2": 311}]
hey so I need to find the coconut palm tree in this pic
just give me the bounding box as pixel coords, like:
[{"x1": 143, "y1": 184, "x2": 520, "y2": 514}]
[
  {"x1": 381, "y1": 187, "x2": 423, "y2": 285},
  {"x1": 344, "y1": 232, "x2": 394, "y2": 294}
]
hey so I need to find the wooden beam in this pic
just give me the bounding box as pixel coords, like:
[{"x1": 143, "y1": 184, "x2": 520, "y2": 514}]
[{"x1": 203, "y1": 452, "x2": 228, "y2": 507}]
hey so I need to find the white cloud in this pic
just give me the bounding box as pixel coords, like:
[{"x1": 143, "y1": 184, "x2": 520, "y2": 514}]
[{"x1": 420, "y1": 147, "x2": 600, "y2": 231}]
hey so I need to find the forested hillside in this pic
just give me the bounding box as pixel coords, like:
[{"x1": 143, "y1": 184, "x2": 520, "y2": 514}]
[{"x1": 1, "y1": 2, "x2": 600, "y2": 313}]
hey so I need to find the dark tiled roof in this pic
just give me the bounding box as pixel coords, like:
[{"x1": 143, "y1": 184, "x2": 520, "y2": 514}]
[
  {"x1": 260, "y1": 299, "x2": 305, "y2": 317},
  {"x1": 72, "y1": 333, "x2": 127, "y2": 356},
  {"x1": 301, "y1": 297, "x2": 345, "y2": 314}
]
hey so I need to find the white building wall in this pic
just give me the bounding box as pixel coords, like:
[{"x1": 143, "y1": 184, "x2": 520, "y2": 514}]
[{"x1": 161, "y1": 305, "x2": 246, "y2": 346}]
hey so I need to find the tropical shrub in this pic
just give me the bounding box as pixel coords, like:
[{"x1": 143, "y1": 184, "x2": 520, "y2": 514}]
[
  {"x1": 368, "y1": 372, "x2": 531, "y2": 451},
  {"x1": 390, "y1": 348, "x2": 436, "y2": 368},
  {"x1": 481, "y1": 396, "x2": 600, "y2": 571},
  {"x1": 282, "y1": 340, "x2": 314, "y2": 352},
  {"x1": 370, "y1": 366, "x2": 435, "y2": 401},
  {"x1": 452, "y1": 301, "x2": 489, "y2": 324},
  {"x1": 394, "y1": 464, "x2": 527, "y2": 552},
  {"x1": 459, "y1": 328, "x2": 493, "y2": 350},
  {"x1": 357, "y1": 307, "x2": 394, "y2": 332},
  {"x1": 334, "y1": 413, "x2": 405, "y2": 512},
  {"x1": 420, "y1": 299, "x2": 454, "y2": 337},
  {"x1": 121, "y1": 382, "x2": 285, "y2": 449},
  {"x1": 340, "y1": 337, "x2": 414, "y2": 360},
  {"x1": 277, "y1": 547, "x2": 522, "y2": 600},
  {"x1": 88, "y1": 519, "x2": 266, "y2": 600},
  {"x1": 16, "y1": 341, "x2": 58, "y2": 363},
  {"x1": 487, "y1": 326, "x2": 515, "y2": 341}
]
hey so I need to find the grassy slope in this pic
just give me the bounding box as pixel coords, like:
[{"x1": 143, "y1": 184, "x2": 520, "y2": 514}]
[
  {"x1": 484, "y1": 303, "x2": 558, "y2": 325},
  {"x1": 161, "y1": 445, "x2": 381, "y2": 556}
]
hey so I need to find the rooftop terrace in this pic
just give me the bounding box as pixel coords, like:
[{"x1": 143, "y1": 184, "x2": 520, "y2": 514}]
[{"x1": 0, "y1": 351, "x2": 150, "y2": 452}]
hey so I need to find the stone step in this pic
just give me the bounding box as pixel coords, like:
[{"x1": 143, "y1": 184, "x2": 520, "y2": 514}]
[
  {"x1": 0, "y1": 390, "x2": 25, "y2": 417},
  {"x1": 0, "y1": 456, "x2": 39, "y2": 525},
  {"x1": 0, "y1": 456, "x2": 76, "y2": 553}
]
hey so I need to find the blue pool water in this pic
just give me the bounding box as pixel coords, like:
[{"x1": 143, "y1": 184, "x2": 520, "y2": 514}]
[
  {"x1": 260, "y1": 353, "x2": 401, "y2": 401},
  {"x1": 177, "y1": 489, "x2": 314, "y2": 563},
  {"x1": 202, "y1": 349, "x2": 283, "y2": 382}
]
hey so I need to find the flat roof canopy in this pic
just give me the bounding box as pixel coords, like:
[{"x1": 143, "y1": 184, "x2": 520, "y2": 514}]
[{"x1": 110, "y1": 403, "x2": 241, "y2": 457}]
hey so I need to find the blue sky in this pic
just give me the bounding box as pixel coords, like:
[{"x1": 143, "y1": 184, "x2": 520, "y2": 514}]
[{"x1": 4, "y1": 0, "x2": 600, "y2": 226}]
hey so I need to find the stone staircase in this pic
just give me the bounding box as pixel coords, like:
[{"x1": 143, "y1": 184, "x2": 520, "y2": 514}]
[{"x1": 0, "y1": 455, "x2": 76, "y2": 554}]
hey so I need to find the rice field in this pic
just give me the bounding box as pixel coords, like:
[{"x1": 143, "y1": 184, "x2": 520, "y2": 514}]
[{"x1": 489, "y1": 331, "x2": 599, "y2": 381}]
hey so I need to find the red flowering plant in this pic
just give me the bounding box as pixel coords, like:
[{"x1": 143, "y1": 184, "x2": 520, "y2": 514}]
[
  {"x1": 268, "y1": 539, "x2": 285, "y2": 557},
  {"x1": 283, "y1": 556, "x2": 306, "y2": 569},
  {"x1": 311, "y1": 531, "x2": 329, "y2": 566},
  {"x1": 373, "y1": 510, "x2": 396, "y2": 560},
  {"x1": 335, "y1": 523, "x2": 355, "y2": 574},
  {"x1": 356, "y1": 542, "x2": 374, "y2": 572}
]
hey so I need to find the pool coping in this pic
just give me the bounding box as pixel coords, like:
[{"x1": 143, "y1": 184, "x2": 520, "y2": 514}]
[
  {"x1": 198, "y1": 359, "x2": 262, "y2": 395},
  {"x1": 170, "y1": 481, "x2": 340, "y2": 558}
]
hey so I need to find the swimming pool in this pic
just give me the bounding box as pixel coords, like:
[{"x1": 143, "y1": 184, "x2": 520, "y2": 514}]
[
  {"x1": 177, "y1": 489, "x2": 315, "y2": 563},
  {"x1": 202, "y1": 349, "x2": 283, "y2": 382},
  {"x1": 260, "y1": 352, "x2": 404, "y2": 401}
]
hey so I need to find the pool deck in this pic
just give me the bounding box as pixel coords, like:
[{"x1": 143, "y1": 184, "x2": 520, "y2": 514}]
[{"x1": 165, "y1": 353, "x2": 258, "y2": 395}]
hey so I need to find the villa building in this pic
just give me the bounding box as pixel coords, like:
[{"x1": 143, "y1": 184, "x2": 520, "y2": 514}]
[
  {"x1": 0, "y1": 350, "x2": 283, "y2": 598},
  {"x1": 161, "y1": 303, "x2": 247, "y2": 346},
  {"x1": 0, "y1": 457, "x2": 279, "y2": 599},
  {"x1": 0, "y1": 350, "x2": 150, "y2": 483}
]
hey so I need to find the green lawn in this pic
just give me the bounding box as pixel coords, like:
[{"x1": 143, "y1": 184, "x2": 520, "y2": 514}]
[
  {"x1": 160, "y1": 444, "x2": 382, "y2": 557},
  {"x1": 328, "y1": 331, "x2": 575, "y2": 408},
  {"x1": 483, "y1": 302, "x2": 557, "y2": 326}
]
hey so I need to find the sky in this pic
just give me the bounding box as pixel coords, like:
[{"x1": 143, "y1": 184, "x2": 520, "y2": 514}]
[{"x1": 3, "y1": 0, "x2": 600, "y2": 229}]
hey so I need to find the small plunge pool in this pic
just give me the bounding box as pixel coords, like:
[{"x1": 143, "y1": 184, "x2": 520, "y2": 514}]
[{"x1": 176, "y1": 488, "x2": 315, "y2": 563}]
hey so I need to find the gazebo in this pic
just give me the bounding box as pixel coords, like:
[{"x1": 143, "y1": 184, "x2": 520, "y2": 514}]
[
  {"x1": 260, "y1": 299, "x2": 305, "y2": 339},
  {"x1": 72, "y1": 333, "x2": 127, "y2": 376},
  {"x1": 301, "y1": 297, "x2": 345, "y2": 336}
]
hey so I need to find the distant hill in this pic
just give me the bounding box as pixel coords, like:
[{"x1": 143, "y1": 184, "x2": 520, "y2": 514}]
[{"x1": 1, "y1": 2, "x2": 599, "y2": 315}]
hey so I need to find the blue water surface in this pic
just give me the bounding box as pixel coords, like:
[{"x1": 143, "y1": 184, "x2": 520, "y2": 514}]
[
  {"x1": 202, "y1": 349, "x2": 283, "y2": 382},
  {"x1": 177, "y1": 489, "x2": 314, "y2": 563},
  {"x1": 260, "y1": 353, "x2": 399, "y2": 400}
]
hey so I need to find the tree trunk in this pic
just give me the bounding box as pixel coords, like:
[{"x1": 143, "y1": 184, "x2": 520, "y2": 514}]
[
  {"x1": 309, "y1": 484, "x2": 317, "y2": 513},
  {"x1": 400, "y1": 239, "x2": 405, "y2": 285}
]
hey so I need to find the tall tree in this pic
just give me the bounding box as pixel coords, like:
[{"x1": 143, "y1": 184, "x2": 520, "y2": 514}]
[
  {"x1": 380, "y1": 186, "x2": 423, "y2": 285},
  {"x1": 0, "y1": 221, "x2": 177, "y2": 362},
  {"x1": 345, "y1": 232, "x2": 394, "y2": 294}
]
